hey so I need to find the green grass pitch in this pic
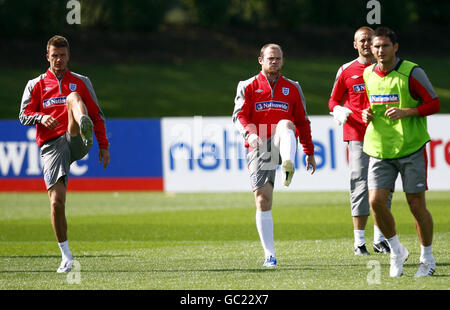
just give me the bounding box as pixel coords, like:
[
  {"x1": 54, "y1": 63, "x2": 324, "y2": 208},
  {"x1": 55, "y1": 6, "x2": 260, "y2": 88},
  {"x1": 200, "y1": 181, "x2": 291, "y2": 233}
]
[{"x1": 0, "y1": 191, "x2": 448, "y2": 290}]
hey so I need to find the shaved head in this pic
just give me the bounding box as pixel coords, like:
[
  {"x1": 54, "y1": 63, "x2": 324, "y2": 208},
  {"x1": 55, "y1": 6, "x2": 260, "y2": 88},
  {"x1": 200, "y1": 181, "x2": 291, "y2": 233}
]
[{"x1": 354, "y1": 26, "x2": 374, "y2": 41}]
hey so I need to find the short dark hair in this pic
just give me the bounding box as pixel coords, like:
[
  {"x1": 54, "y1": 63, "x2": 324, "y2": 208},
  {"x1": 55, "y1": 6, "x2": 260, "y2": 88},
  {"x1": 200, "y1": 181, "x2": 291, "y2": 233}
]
[
  {"x1": 47, "y1": 35, "x2": 70, "y2": 53},
  {"x1": 373, "y1": 27, "x2": 397, "y2": 45}
]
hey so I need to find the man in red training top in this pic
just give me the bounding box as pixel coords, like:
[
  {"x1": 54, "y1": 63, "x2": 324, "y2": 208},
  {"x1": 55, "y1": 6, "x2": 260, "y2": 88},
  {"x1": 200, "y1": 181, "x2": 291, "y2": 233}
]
[
  {"x1": 329, "y1": 26, "x2": 392, "y2": 256},
  {"x1": 19, "y1": 35, "x2": 110, "y2": 273},
  {"x1": 233, "y1": 43, "x2": 316, "y2": 267}
]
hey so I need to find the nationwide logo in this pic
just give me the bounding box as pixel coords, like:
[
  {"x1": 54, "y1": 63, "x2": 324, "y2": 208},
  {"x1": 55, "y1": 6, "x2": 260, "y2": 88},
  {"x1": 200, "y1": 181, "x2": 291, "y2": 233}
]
[
  {"x1": 353, "y1": 83, "x2": 365, "y2": 93},
  {"x1": 43, "y1": 96, "x2": 67, "y2": 108},
  {"x1": 369, "y1": 94, "x2": 400, "y2": 104},
  {"x1": 255, "y1": 101, "x2": 289, "y2": 112}
]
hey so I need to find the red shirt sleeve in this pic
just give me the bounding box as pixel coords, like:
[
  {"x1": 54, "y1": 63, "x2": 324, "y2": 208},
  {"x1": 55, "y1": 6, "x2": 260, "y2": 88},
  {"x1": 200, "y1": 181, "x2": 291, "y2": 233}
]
[
  {"x1": 409, "y1": 68, "x2": 440, "y2": 116},
  {"x1": 19, "y1": 79, "x2": 45, "y2": 126},
  {"x1": 293, "y1": 88, "x2": 314, "y2": 156},
  {"x1": 79, "y1": 78, "x2": 109, "y2": 149},
  {"x1": 328, "y1": 66, "x2": 347, "y2": 111}
]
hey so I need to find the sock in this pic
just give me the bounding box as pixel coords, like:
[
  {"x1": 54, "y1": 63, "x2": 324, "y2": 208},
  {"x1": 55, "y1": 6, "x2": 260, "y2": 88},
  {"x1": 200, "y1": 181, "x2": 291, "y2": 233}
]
[
  {"x1": 58, "y1": 240, "x2": 73, "y2": 261},
  {"x1": 420, "y1": 244, "x2": 433, "y2": 263},
  {"x1": 256, "y1": 210, "x2": 275, "y2": 258},
  {"x1": 373, "y1": 225, "x2": 386, "y2": 244},
  {"x1": 386, "y1": 235, "x2": 401, "y2": 255},
  {"x1": 279, "y1": 128, "x2": 297, "y2": 163},
  {"x1": 353, "y1": 230, "x2": 365, "y2": 247}
]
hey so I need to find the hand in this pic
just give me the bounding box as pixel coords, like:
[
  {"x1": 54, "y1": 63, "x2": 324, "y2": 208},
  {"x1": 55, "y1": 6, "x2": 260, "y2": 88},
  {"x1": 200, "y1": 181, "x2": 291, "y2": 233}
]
[
  {"x1": 384, "y1": 105, "x2": 411, "y2": 121},
  {"x1": 99, "y1": 148, "x2": 110, "y2": 168},
  {"x1": 41, "y1": 115, "x2": 59, "y2": 130},
  {"x1": 362, "y1": 107, "x2": 373, "y2": 124},
  {"x1": 248, "y1": 133, "x2": 262, "y2": 149},
  {"x1": 330, "y1": 105, "x2": 353, "y2": 125},
  {"x1": 305, "y1": 155, "x2": 316, "y2": 175}
]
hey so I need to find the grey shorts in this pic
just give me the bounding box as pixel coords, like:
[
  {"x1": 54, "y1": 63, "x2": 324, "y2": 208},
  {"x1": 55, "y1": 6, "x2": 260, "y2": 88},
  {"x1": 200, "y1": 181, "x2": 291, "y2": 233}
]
[
  {"x1": 247, "y1": 137, "x2": 282, "y2": 191},
  {"x1": 348, "y1": 141, "x2": 370, "y2": 216},
  {"x1": 348, "y1": 141, "x2": 392, "y2": 216},
  {"x1": 40, "y1": 133, "x2": 91, "y2": 190},
  {"x1": 368, "y1": 146, "x2": 428, "y2": 194}
]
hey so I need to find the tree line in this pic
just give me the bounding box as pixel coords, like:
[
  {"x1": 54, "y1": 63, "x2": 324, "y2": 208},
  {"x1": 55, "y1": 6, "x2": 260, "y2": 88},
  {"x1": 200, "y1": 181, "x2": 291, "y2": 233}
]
[{"x1": 0, "y1": 0, "x2": 448, "y2": 37}]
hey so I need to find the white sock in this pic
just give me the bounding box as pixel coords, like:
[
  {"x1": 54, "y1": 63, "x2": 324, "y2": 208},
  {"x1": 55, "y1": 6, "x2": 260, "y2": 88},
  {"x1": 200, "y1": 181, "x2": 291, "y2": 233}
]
[
  {"x1": 353, "y1": 230, "x2": 365, "y2": 247},
  {"x1": 420, "y1": 244, "x2": 434, "y2": 263},
  {"x1": 373, "y1": 225, "x2": 386, "y2": 244},
  {"x1": 386, "y1": 235, "x2": 402, "y2": 255},
  {"x1": 58, "y1": 240, "x2": 73, "y2": 261},
  {"x1": 279, "y1": 128, "x2": 297, "y2": 163},
  {"x1": 256, "y1": 210, "x2": 275, "y2": 258}
]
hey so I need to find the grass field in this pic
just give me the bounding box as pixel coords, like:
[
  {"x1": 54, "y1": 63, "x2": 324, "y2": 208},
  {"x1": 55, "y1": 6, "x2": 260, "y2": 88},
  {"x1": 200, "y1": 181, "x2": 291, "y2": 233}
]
[
  {"x1": 1, "y1": 56, "x2": 449, "y2": 119},
  {"x1": 0, "y1": 191, "x2": 448, "y2": 290}
]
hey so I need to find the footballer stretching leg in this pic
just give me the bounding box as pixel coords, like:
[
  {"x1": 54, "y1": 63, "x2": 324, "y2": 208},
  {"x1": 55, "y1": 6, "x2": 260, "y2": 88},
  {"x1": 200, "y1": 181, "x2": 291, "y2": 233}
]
[{"x1": 274, "y1": 120, "x2": 297, "y2": 187}]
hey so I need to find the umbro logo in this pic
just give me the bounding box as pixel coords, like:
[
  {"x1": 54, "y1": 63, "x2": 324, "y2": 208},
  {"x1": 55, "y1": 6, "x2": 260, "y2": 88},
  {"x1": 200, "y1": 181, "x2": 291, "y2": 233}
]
[
  {"x1": 351, "y1": 75, "x2": 360, "y2": 79},
  {"x1": 255, "y1": 89, "x2": 263, "y2": 93},
  {"x1": 43, "y1": 87, "x2": 51, "y2": 91}
]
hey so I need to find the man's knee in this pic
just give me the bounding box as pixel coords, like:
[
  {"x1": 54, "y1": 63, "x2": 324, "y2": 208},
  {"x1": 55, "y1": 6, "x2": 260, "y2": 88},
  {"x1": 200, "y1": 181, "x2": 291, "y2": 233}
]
[
  {"x1": 406, "y1": 192, "x2": 427, "y2": 217},
  {"x1": 276, "y1": 119, "x2": 295, "y2": 132},
  {"x1": 48, "y1": 180, "x2": 66, "y2": 211},
  {"x1": 66, "y1": 91, "x2": 81, "y2": 104},
  {"x1": 51, "y1": 198, "x2": 65, "y2": 212},
  {"x1": 369, "y1": 190, "x2": 389, "y2": 211},
  {"x1": 254, "y1": 185, "x2": 273, "y2": 211}
]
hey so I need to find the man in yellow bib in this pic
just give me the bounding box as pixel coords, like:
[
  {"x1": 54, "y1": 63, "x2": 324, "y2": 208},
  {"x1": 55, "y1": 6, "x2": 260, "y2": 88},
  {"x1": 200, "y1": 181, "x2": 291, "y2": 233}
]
[{"x1": 362, "y1": 27, "x2": 440, "y2": 277}]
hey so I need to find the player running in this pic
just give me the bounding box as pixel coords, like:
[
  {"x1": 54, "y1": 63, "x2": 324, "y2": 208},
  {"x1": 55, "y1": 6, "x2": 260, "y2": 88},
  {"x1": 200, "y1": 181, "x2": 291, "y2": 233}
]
[
  {"x1": 362, "y1": 27, "x2": 440, "y2": 277},
  {"x1": 232, "y1": 43, "x2": 316, "y2": 267},
  {"x1": 19, "y1": 35, "x2": 110, "y2": 273},
  {"x1": 329, "y1": 26, "x2": 390, "y2": 256}
]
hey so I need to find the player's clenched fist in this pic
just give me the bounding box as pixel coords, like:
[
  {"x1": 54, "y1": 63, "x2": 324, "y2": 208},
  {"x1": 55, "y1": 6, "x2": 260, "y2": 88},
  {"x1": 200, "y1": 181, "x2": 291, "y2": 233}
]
[
  {"x1": 248, "y1": 133, "x2": 263, "y2": 149},
  {"x1": 362, "y1": 107, "x2": 373, "y2": 124},
  {"x1": 41, "y1": 115, "x2": 59, "y2": 130}
]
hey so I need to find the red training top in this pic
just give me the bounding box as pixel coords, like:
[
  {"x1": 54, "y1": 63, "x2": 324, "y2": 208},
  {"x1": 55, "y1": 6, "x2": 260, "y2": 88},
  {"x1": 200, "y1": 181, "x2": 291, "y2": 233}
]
[
  {"x1": 232, "y1": 71, "x2": 314, "y2": 155},
  {"x1": 19, "y1": 69, "x2": 109, "y2": 149},
  {"x1": 328, "y1": 58, "x2": 371, "y2": 142}
]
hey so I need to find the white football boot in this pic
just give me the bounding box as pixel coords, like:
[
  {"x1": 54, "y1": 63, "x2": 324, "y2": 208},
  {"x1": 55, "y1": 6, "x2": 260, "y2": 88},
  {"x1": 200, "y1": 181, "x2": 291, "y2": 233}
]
[
  {"x1": 80, "y1": 115, "x2": 93, "y2": 147},
  {"x1": 389, "y1": 244, "x2": 409, "y2": 277},
  {"x1": 57, "y1": 258, "x2": 74, "y2": 273},
  {"x1": 414, "y1": 259, "x2": 436, "y2": 277},
  {"x1": 281, "y1": 160, "x2": 294, "y2": 187}
]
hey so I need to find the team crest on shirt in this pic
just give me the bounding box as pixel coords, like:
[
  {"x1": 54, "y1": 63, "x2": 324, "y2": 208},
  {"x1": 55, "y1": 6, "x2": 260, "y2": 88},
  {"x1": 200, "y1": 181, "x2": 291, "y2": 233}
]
[
  {"x1": 282, "y1": 87, "x2": 290, "y2": 96},
  {"x1": 69, "y1": 83, "x2": 77, "y2": 91},
  {"x1": 353, "y1": 83, "x2": 365, "y2": 93}
]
